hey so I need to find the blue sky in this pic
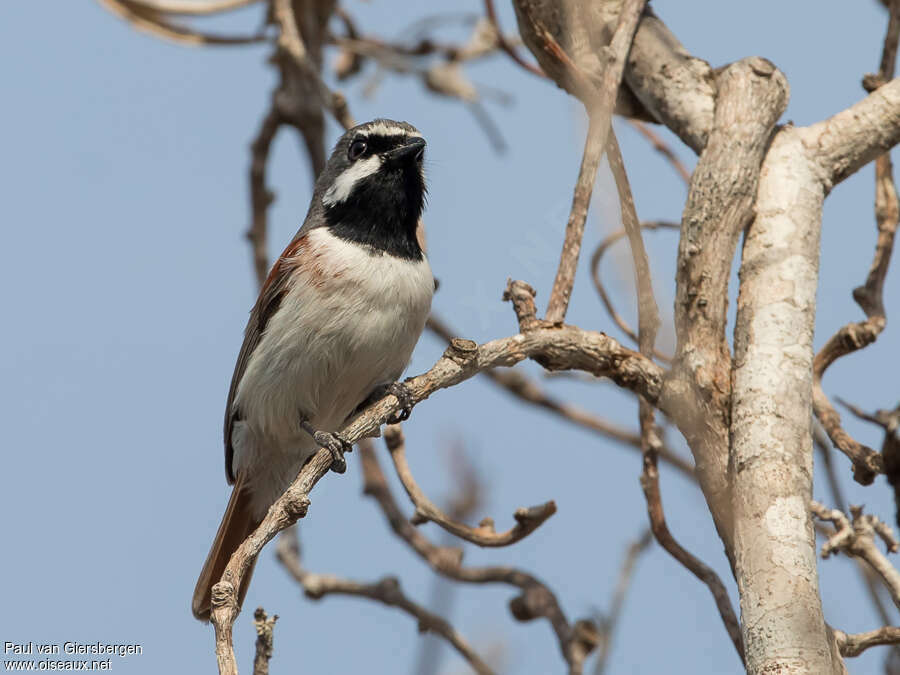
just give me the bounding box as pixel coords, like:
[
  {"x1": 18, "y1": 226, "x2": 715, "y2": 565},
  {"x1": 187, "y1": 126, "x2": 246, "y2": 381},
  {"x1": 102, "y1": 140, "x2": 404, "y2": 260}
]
[{"x1": 1, "y1": 1, "x2": 898, "y2": 673}]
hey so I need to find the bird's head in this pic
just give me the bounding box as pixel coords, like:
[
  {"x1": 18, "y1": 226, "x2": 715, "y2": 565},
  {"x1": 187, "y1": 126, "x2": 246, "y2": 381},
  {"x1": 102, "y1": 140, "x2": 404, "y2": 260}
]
[{"x1": 315, "y1": 119, "x2": 427, "y2": 260}]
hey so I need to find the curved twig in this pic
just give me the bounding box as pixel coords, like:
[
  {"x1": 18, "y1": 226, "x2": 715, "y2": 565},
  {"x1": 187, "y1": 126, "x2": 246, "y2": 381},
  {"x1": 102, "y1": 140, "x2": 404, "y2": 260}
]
[
  {"x1": 640, "y1": 441, "x2": 745, "y2": 663},
  {"x1": 590, "y1": 216, "x2": 677, "y2": 364},
  {"x1": 384, "y1": 425, "x2": 556, "y2": 547}
]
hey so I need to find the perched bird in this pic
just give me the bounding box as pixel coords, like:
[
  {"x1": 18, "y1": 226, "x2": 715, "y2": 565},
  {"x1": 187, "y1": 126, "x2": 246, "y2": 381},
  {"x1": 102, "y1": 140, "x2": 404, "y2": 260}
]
[{"x1": 192, "y1": 119, "x2": 434, "y2": 621}]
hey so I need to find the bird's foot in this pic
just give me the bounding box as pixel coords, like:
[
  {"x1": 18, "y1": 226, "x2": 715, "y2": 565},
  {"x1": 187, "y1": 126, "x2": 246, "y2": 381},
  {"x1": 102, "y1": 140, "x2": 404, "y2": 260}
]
[
  {"x1": 385, "y1": 382, "x2": 414, "y2": 424},
  {"x1": 301, "y1": 420, "x2": 352, "y2": 474},
  {"x1": 314, "y1": 430, "x2": 352, "y2": 474}
]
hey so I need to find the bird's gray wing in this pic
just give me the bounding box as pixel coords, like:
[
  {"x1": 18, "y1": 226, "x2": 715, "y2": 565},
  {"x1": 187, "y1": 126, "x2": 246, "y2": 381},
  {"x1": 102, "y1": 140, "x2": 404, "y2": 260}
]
[{"x1": 223, "y1": 232, "x2": 310, "y2": 483}]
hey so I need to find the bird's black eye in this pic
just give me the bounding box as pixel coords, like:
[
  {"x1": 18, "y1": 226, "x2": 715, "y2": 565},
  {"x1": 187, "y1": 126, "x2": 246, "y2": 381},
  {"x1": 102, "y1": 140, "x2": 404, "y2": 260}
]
[{"x1": 348, "y1": 138, "x2": 367, "y2": 161}]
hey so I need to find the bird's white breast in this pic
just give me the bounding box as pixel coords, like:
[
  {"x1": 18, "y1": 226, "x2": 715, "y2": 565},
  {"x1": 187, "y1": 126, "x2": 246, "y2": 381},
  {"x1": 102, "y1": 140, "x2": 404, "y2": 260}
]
[{"x1": 232, "y1": 227, "x2": 433, "y2": 507}]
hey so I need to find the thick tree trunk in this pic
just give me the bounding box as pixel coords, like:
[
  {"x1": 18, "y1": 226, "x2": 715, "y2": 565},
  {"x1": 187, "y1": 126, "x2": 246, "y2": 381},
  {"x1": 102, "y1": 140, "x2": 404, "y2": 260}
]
[{"x1": 731, "y1": 127, "x2": 839, "y2": 675}]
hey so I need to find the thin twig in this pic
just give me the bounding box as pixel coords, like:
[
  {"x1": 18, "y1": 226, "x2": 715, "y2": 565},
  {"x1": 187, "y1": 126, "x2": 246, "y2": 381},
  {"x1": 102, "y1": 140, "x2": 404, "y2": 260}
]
[
  {"x1": 541, "y1": 0, "x2": 648, "y2": 324},
  {"x1": 275, "y1": 528, "x2": 495, "y2": 675},
  {"x1": 358, "y1": 441, "x2": 597, "y2": 674},
  {"x1": 834, "y1": 625, "x2": 900, "y2": 658},
  {"x1": 251, "y1": 607, "x2": 277, "y2": 675},
  {"x1": 384, "y1": 425, "x2": 556, "y2": 546},
  {"x1": 626, "y1": 120, "x2": 691, "y2": 185},
  {"x1": 639, "y1": 443, "x2": 745, "y2": 663},
  {"x1": 589, "y1": 221, "x2": 678, "y2": 363},
  {"x1": 812, "y1": 0, "x2": 900, "y2": 485},
  {"x1": 812, "y1": 502, "x2": 900, "y2": 611}
]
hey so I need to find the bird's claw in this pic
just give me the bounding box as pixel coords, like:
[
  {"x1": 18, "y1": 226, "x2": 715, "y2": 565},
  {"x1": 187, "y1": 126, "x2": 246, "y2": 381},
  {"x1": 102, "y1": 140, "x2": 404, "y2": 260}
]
[
  {"x1": 385, "y1": 382, "x2": 414, "y2": 424},
  {"x1": 313, "y1": 430, "x2": 352, "y2": 474}
]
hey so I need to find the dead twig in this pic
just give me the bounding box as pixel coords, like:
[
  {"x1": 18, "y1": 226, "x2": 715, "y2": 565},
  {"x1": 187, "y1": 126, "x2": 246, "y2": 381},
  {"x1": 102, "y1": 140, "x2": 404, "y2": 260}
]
[
  {"x1": 812, "y1": 501, "x2": 900, "y2": 611},
  {"x1": 251, "y1": 608, "x2": 277, "y2": 675},
  {"x1": 275, "y1": 528, "x2": 495, "y2": 675},
  {"x1": 834, "y1": 626, "x2": 900, "y2": 658},
  {"x1": 839, "y1": 399, "x2": 900, "y2": 526},
  {"x1": 383, "y1": 425, "x2": 556, "y2": 547}
]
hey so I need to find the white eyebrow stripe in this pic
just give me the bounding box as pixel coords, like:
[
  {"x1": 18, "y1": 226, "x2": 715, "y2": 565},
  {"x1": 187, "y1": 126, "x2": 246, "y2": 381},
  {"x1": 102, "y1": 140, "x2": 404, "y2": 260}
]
[
  {"x1": 322, "y1": 155, "x2": 382, "y2": 206},
  {"x1": 365, "y1": 121, "x2": 422, "y2": 139}
]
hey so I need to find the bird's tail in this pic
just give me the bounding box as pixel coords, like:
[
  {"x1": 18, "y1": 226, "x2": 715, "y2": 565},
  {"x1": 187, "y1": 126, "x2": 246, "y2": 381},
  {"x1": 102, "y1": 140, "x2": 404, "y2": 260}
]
[{"x1": 192, "y1": 477, "x2": 260, "y2": 622}]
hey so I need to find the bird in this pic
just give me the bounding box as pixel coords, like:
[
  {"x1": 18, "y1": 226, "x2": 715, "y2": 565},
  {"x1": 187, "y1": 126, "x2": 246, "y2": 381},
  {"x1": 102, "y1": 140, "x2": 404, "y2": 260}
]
[{"x1": 192, "y1": 119, "x2": 434, "y2": 621}]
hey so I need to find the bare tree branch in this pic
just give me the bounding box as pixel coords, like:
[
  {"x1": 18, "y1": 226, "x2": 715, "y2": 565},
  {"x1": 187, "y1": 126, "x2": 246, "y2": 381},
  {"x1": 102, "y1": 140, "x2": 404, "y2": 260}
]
[
  {"x1": 812, "y1": 502, "x2": 900, "y2": 611},
  {"x1": 426, "y1": 314, "x2": 693, "y2": 477},
  {"x1": 383, "y1": 425, "x2": 556, "y2": 547},
  {"x1": 638, "y1": 414, "x2": 745, "y2": 663},
  {"x1": 802, "y1": 77, "x2": 900, "y2": 188},
  {"x1": 358, "y1": 441, "x2": 597, "y2": 674},
  {"x1": 275, "y1": 528, "x2": 495, "y2": 675},
  {"x1": 834, "y1": 626, "x2": 900, "y2": 658}
]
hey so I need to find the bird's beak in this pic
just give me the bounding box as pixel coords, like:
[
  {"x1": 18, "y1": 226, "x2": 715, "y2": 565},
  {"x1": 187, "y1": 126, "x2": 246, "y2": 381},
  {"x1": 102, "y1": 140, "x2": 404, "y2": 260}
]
[{"x1": 386, "y1": 137, "x2": 426, "y2": 163}]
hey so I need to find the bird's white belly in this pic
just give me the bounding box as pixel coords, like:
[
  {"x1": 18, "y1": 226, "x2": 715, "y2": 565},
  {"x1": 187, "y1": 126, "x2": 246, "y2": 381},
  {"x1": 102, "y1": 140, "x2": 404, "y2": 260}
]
[{"x1": 231, "y1": 228, "x2": 433, "y2": 512}]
